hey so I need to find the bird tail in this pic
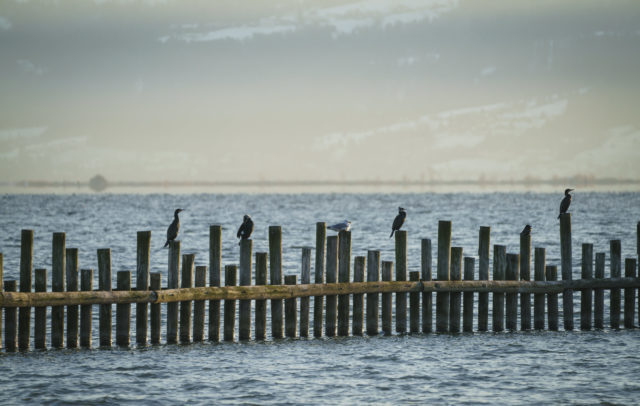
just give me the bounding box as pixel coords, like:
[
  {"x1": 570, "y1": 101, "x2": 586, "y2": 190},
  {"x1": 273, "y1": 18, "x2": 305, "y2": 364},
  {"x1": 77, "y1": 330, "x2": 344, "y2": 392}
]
[
  {"x1": 557, "y1": 214, "x2": 561, "y2": 219},
  {"x1": 389, "y1": 230, "x2": 394, "y2": 238},
  {"x1": 163, "y1": 240, "x2": 169, "y2": 248}
]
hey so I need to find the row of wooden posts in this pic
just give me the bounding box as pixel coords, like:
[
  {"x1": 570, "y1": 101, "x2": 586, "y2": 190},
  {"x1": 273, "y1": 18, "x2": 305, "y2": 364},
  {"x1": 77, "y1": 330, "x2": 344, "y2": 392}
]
[{"x1": 0, "y1": 216, "x2": 639, "y2": 352}]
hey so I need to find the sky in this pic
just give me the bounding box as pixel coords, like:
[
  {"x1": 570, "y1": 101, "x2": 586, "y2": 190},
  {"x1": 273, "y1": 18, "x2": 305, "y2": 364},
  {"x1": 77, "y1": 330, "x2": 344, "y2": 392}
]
[{"x1": 1, "y1": 0, "x2": 639, "y2": 183}]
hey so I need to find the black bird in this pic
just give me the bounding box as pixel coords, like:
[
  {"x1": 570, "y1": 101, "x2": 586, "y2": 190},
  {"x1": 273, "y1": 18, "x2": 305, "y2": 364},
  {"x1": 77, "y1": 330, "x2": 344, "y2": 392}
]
[
  {"x1": 521, "y1": 224, "x2": 531, "y2": 237},
  {"x1": 163, "y1": 208, "x2": 183, "y2": 248},
  {"x1": 389, "y1": 207, "x2": 407, "y2": 238},
  {"x1": 558, "y1": 188, "x2": 574, "y2": 219},
  {"x1": 237, "y1": 214, "x2": 254, "y2": 245}
]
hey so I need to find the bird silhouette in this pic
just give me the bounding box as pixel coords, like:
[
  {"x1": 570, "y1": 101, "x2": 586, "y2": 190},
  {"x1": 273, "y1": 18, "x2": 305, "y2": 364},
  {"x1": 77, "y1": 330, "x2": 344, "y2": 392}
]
[
  {"x1": 237, "y1": 214, "x2": 254, "y2": 245},
  {"x1": 163, "y1": 208, "x2": 183, "y2": 248},
  {"x1": 558, "y1": 189, "x2": 573, "y2": 219},
  {"x1": 521, "y1": 224, "x2": 531, "y2": 237},
  {"x1": 390, "y1": 207, "x2": 406, "y2": 238}
]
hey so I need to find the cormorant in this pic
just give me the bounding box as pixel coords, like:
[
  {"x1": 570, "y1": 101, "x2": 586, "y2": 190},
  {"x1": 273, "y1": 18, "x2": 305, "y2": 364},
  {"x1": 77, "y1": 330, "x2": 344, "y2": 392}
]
[
  {"x1": 237, "y1": 214, "x2": 254, "y2": 245},
  {"x1": 389, "y1": 207, "x2": 406, "y2": 238},
  {"x1": 163, "y1": 208, "x2": 183, "y2": 248},
  {"x1": 521, "y1": 224, "x2": 531, "y2": 237},
  {"x1": 328, "y1": 220, "x2": 351, "y2": 232},
  {"x1": 558, "y1": 188, "x2": 574, "y2": 219}
]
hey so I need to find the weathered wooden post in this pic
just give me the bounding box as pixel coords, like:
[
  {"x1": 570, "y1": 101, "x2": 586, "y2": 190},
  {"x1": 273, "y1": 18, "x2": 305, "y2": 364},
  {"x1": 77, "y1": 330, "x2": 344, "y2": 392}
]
[
  {"x1": 478, "y1": 226, "x2": 490, "y2": 332},
  {"x1": 546, "y1": 265, "x2": 558, "y2": 331},
  {"x1": 493, "y1": 245, "x2": 506, "y2": 332},
  {"x1": 269, "y1": 226, "x2": 283, "y2": 339},
  {"x1": 506, "y1": 253, "x2": 520, "y2": 331},
  {"x1": 463, "y1": 257, "x2": 475, "y2": 332},
  {"x1": 409, "y1": 271, "x2": 420, "y2": 333},
  {"x1": 193, "y1": 266, "x2": 207, "y2": 342},
  {"x1": 366, "y1": 250, "x2": 381, "y2": 336},
  {"x1": 285, "y1": 275, "x2": 297, "y2": 338},
  {"x1": 239, "y1": 239, "x2": 252, "y2": 340},
  {"x1": 325, "y1": 236, "x2": 338, "y2": 337},
  {"x1": 314, "y1": 222, "x2": 326, "y2": 338},
  {"x1": 449, "y1": 247, "x2": 463, "y2": 333},
  {"x1": 136, "y1": 230, "x2": 151, "y2": 345},
  {"x1": 352, "y1": 256, "x2": 365, "y2": 336},
  {"x1": 224, "y1": 265, "x2": 237, "y2": 341},
  {"x1": 116, "y1": 271, "x2": 131, "y2": 347},
  {"x1": 381, "y1": 261, "x2": 393, "y2": 335},
  {"x1": 594, "y1": 253, "x2": 605, "y2": 329},
  {"x1": 52, "y1": 232, "x2": 66, "y2": 348},
  {"x1": 19, "y1": 229, "x2": 33, "y2": 351},
  {"x1": 436, "y1": 221, "x2": 452, "y2": 332},
  {"x1": 581, "y1": 244, "x2": 593, "y2": 330},
  {"x1": 166, "y1": 241, "x2": 180, "y2": 344},
  {"x1": 624, "y1": 258, "x2": 636, "y2": 328},
  {"x1": 255, "y1": 253, "x2": 268, "y2": 340},
  {"x1": 98, "y1": 247, "x2": 111, "y2": 347},
  {"x1": 338, "y1": 230, "x2": 351, "y2": 336},
  {"x1": 559, "y1": 213, "x2": 573, "y2": 330},
  {"x1": 534, "y1": 248, "x2": 546, "y2": 330},
  {"x1": 66, "y1": 248, "x2": 79, "y2": 348},
  {"x1": 180, "y1": 253, "x2": 194, "y2": 343},
  {"x1": 300, "y1": 247, "x2": 312, "y2": 338},
  {"x1": 4, "y1": 280, "x2": 17, "y2": 351},
  {"x1": 209, "y1": 225, "x2": 222, "y2": 342},
  {"x1": 520, "y1": 230, "x2": 531, "y2": 331},
  {"x1": 395, "y1": 230, "x2": 407, "y2": 333},
  {"x1": 35, "y1": 268, "x2": 47, "y2": 349},
  {"x1": 150, "y1": 272, "x2": 161, "y2": 344},
  {"x1": 80, "y1": 269, "x2": 93, "y2": 348},
  {"x1": 422, "y1": 239, "x2": 432, "y2": 333},
  {"x1": 610, "y1": 240, "x2": 621, "y2": 329}
]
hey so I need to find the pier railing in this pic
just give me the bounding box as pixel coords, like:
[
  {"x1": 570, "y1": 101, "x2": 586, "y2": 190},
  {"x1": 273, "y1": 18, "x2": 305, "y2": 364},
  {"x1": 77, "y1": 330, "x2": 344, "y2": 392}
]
[{"x1": 0, "y1": 215, "x2": 638, "y2": 351}]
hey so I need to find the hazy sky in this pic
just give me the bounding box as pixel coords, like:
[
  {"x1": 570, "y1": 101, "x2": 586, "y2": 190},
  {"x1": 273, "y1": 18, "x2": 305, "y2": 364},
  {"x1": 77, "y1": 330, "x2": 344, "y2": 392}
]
[{"x1": 1, "y1": 0, "x2": 639, "y2": 182}]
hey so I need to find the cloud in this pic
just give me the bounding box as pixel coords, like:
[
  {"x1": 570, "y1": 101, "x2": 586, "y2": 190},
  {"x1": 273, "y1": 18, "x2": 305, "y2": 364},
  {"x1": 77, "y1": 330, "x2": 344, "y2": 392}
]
[
  {"x1": 17, "y1": 59, "x2": 48, "y2": 76},
  {"x1": 161, "y1": 24, "x2": 297, "y2": 43}
]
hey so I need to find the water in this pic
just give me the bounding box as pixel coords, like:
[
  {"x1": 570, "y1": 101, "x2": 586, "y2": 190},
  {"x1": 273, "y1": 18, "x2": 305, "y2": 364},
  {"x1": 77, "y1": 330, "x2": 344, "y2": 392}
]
[{"x1": 1, "y1": 192, "x2": 639, "y2": 404}]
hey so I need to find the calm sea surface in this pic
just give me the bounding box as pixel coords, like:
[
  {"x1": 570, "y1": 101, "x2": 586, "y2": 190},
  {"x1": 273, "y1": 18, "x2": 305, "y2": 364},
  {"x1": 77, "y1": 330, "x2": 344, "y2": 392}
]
[{"x1": 0, "y1": 192, "x2": 639, "y2": 405}]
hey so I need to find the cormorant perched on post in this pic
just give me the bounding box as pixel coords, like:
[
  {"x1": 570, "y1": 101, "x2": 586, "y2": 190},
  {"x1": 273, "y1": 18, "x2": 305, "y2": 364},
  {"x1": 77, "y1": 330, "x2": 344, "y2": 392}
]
[
  {"x1": 521, "y1": 224, "x2": 531, "y2": 237},
  {"x1": 163, "y1": 208, "x2": 183, "y2": 248},
  {"x1": 389, "y1": 207, "x2": 406, "y2": 238},
  {"x1": 328, "y1": 220, "x2": 351, "y2": 232},
  {"x1": 558, "y1": 189, "x2": 574, "y2": 219},
  {"x1": 237, "y1": 214, "x2": 254, "y2": 245}
]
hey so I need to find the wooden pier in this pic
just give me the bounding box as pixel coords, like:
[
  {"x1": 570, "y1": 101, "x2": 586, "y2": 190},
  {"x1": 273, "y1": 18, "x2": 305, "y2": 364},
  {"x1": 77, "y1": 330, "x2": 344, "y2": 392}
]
[{"x1": 0, "y1": 216, "x2": 639, "y2": 352}]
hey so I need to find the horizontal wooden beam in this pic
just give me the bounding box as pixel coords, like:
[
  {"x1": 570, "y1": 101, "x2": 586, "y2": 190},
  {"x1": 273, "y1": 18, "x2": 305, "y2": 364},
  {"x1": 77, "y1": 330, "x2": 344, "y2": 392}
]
[{"x1": 1, "y1": 278, "x2": 639, "y2": 308}]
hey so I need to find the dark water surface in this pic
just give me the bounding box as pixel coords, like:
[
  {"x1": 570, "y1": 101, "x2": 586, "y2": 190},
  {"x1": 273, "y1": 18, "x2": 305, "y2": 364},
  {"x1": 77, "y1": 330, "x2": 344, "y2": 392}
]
[{"x1": 1, "y1": 192, "x2": 639, "y2": 404}]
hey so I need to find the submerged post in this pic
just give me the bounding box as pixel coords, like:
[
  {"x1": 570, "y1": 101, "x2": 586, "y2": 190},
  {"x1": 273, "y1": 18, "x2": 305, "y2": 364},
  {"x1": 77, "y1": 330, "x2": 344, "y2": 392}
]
[
  {"x1": 493, "y1": 245, "x2": 506, "y2": 332},
  {"x1": 506, "y1": 253, "x2": 520, "y2": 331},
  {"x1": 314, "y1": 222, "x2": 326, "y2": 338},
  {"x1": 300, "y1": 247, "x2": 311, "y2": 338},
  {"x1": 116, "y1": 271, "x2": 131, "y2": 347},
  {"x1": 463, "y1": 257, "x2": 475, "y2": 332},
  {"x1": 180, "y1": 253, "x2": 194, "y2": 343},
  {"x1": 594, "y1": 253, "x2": 605, "y2": 329},
  {"x1": 98, "y1": 247, "x2": 111, "y2": 347},
  {"x1": 255, "y1": 253, "x2": 268, "y2": 340},
  {"x1": 80, "y1": 269, "x2": 93, "y2": 348},
  {"x1": 209, "y1": 225, "x2": 221, "y2": 342},
  {"x1": 624, "y1": 258, "x2": 636, "y2": 328},
  {"x1": 52, "y1": 232, "x2": 66, "y2": 348},
  {"x1": 395, "y1": 230, "x2": 407, "y2": 333},
  {"x1": 19, "y1": 229, "x2": 33, "y2": 351},
  {"x1": 449, "y1": 247, "x2": 463, "y2": 333},
  {"x1": 325, "y1": 236, "x2": 338, "y2": 337},
  {"x1": 610, "y1": 240, "x2": 621, "y2": 329},
  {"x1": 581, "y1": 244, "x2": 593, "y2": 330},
  {"x1": 534, "y1": 248, "x2": 546, "y2": 330},
  {"x1": 338, "y1": 230, "x2": 351, "y2": 336},
  {"x1": 239, "y1": 239, "x2": 252, "y2": 340},
  {"x1": 381, "y1": 261, "x2": 393, "y2": 335},
  {"x1": 35, "y1": 268, "x2": 47, "y2": 349},
  {"x1": 422, "y1": 239, "x2": 432, "y2": 333},
  {"x1": 409, "y1": 271, "x2": 420, "y2": 333},
  {"x1": 66, "y1": 248, "x2": 79, "y2": 348},
  {"x1": 193, "y1": 266, "x2": 207, "y2": 342},
  {"x1": 352, "y1": 256, "x2": 365, "y2": 336},
  {"x1": 478, "y1": 226, "x2": 490, "y2": 332},
  {"x1": 436, "y1": 221, "x2": 452, "y2": 332},
  {"x1": 4, "y1": 280, "x2": 17, "y2": 352},
  {"x1": 166, "y1": 241, "x2": 180, "y2": 344},
  {"x1": 269, "y1": 226, "x2": 283, "y2": 339},
  {"x1": 520, "y1": 230, "x2": 531, "y2": 331},
  {"x1": 560, "y1": 213, "x2": 573, "y2": 330},
  {"x1": 224, "y1": 265, "x2": 237, "y2": 341},
  {"x1": 285, "y1": 275, "x2": 297, "y2": 338},
  {"x1": 546, "y1": 265, "x2": 558, "y2": 331},
  {"x1": 366, "y1": 250, "x2": 381, "y2": 336},
  {"x1": 136, "y1": 230, "x2": 151, "y2": 346},
  {"x1": 150, "y1": 273, "x2": 162, "y2": 344}
]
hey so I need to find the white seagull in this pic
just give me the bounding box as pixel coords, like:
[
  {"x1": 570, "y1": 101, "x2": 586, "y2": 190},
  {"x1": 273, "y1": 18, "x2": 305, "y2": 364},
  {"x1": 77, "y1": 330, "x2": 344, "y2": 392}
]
[{"x1": 327, "y1": 220, "x2": 351, "y2": 232}]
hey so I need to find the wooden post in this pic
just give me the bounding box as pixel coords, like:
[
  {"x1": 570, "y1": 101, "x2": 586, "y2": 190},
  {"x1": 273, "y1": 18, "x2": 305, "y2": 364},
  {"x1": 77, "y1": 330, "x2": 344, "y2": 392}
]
[
  {"x1": 560, "y1": 213, "x2": 573, "y2": 330},
  {"x1": 325, "y1": 236, "x2": 338, "y2": 337},
  {"x1": 581, "y1": 244, "x2": 593, "y2": 330},
  {"x1": 395, "y1": 230, "x2": 407, "y2": 333},
  {"x1": 35, "y1": 268, "x2": 47, "y2": 349},
  {"x1": 255, "y1": 253, "x2": 267, "y2": 340},
  {"x1": 493, "y1": 245, "x2": 506, "y2": 332},
  {"x1": 505, "y1": 253, "x2": 520, "y2": 331},
  {"x1": 520, "y1": 231, "x2": 531, "y2": 331},
  {"x1": 436, "y1": 221, "x2": 452, "y2": 332},
  {"x1": 381, "y1": 261, "x2": 393, "y2": 335},
  {"x1": 19, "y1": 229, "x2": 33, "y2": 351},
  {"x1": 478, "y1": 226, "x2": 490, "y2": 332},
  {"x1": 166, "y1": 241, "x2": 180, "y2": 344},
  {"x1": 300, "y1": 247, "x2": 311, "y2": 338},
  {"x1": 422, "y1": 239, "x2": 432, "y2": 333},
  {"x1": 366, "y1": 250, "x2": 381, "y2": 336},
  {"x1": 193, "y1": 266, "x2": 206, "y2": 342},
  {"x1": 449, "y1": 247, "x2": 463, "y2": 333},
  {"x1": 409, "y1": 271, "x2": 420, "y2": 333},
  {"x1": 269, "y1": 226, "x2": 283, "y2": 339},
  {"x1": 66, "y1": 248, "x2": 79, "y2": 348},
  {"x1": 463, "y1": 257, "x2": 475, "y2": 332},
  {"x1": 624, "y1": 258, "x2": 636, "y2": 328},
  {"x1": 534, "y1": 248, "x2": 546, "y2": 330},
  {"x1": 116, "y1": 271, "x2": 131, "y2": 347},
  {"x1": 314, "y1": 222, "x2": 326, "y2": 338},
  {"x1": 0, "y1": 253, "x2": 2, "y2": 350},
  {"x1": 546, "y1": 265, "x2": 558, "y2": 331},
  {"x1": 4, "y1": 280, "x2": 17, "y2": 352},
  {"x1": 594, "y1": 253, "x2": 605, "y2": 329},
  {"x1": 352, "y1": 256, "x2": 365, "y2": 336},
  {"x1": 80, "y1": 269, "x2": 92, "y2": 348},
  {"x1": 610, "y1": 240, "x2": 621, "y2": 329},
  {"x1": 98, "y1": 248, "x2": 111, "y2": 347},
  {"x1": 52, "y1": 232, "x2": 66, "y2": 348},
  {"x1": 338, "y1": 230, "x2": 351, "y2": 336},
  {"x1": 180, "y1": 253, "x2": 194, "y2": 343},
  {"x1": 209, "y1": 225, "x2": 221, "y2": 342},
  {"x1": 224, "y1": 265, "x2": 237, "y2": 341},
  {"x1": 285, "y1": 275, "x2": 297, "y2": 338},
  {"x1": 239, "y1": 239, "x2": 252, "y2": 340},
  {"x1": 136, "y1": 230, "x2": 151, "y2": 345},
  {"x1": 150, "y1": 273, "x2": 161, "y2": 344}
]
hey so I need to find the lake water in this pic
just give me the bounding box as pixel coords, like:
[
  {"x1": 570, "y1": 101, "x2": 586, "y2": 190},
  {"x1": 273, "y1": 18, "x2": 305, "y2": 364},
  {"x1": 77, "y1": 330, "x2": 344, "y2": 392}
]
[{"x1": 0, "y1": 192, "x2": 639, "y2": 404}]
